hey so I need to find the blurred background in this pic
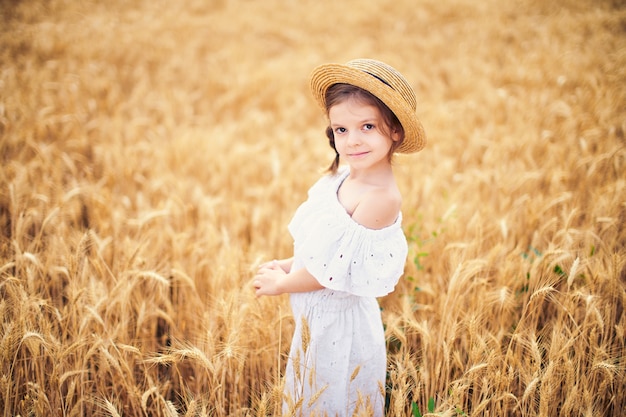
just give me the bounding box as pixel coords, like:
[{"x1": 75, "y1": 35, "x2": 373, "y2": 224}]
[{"x1": 1, "y1": 0, "x2": 624, "y2": 415}]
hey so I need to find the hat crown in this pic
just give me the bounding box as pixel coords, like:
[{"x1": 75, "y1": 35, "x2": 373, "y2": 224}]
[{"x1": 346, "y1": 59, "x2": 417, "y2": 111}]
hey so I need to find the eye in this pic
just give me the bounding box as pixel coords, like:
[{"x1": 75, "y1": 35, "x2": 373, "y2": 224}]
[
  {"x1": 334, "y1": 127, "x2": 347, "y2": 134},
  {"x1": 363, "y1": 123, "x2": 375, "y2": 131}
]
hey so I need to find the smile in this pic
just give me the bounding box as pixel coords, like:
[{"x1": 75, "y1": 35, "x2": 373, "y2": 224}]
[{"x1": 348, "y1": 151, "x2": 369, "y2": 158}]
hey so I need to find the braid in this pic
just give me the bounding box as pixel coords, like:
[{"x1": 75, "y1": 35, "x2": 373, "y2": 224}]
[{"x1": 325, "y1": 126, "x2": 340, "y2": 173}]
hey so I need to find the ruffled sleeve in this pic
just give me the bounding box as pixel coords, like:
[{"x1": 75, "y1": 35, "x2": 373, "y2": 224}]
[{"x1": 287, "y1": 169, "x2": 408, "y2": 297}]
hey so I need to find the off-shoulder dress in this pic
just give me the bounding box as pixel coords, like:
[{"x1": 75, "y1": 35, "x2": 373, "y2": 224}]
[{"x1": 283, "y1": 167, "x2": 408, "y2": 416}]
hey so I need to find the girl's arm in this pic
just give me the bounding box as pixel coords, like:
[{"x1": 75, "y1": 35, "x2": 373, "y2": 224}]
[
  {"x1": 260, "y1": 257, "x2": 293, "y2": 273},
  {"x1": 253, "y1": 262, "x2": 323, "y2": 296}
]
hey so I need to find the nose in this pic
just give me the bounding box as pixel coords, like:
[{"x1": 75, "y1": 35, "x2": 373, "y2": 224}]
[{"x1": 347, "y1": 130, "x2": 362, "y2": 146}]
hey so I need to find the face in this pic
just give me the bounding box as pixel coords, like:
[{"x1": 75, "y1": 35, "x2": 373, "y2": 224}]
[{"x1": 328, "y1": 98, "x2": 400, "y2": 172}]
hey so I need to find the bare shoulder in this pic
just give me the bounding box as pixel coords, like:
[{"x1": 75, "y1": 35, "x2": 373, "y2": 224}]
[{"x1": 351, "y1": 185, "x2": 402, "y2": 230}]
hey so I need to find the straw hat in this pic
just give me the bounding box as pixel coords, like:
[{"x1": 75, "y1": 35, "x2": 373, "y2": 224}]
[{"x1": 309, "y1": 58, "x2": 426, "y2": 154}]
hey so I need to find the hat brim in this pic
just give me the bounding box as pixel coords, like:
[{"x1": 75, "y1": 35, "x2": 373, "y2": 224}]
[{"x1": 309, "y1": 63, "x2": 426, "y2": 154}]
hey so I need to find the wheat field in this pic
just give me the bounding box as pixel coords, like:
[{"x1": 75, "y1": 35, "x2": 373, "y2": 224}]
[{"x1": 1, "y1": 0, "x2": 625, "y2": 416}]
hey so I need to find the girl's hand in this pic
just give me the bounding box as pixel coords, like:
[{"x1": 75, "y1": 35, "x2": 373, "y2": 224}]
[
  {"x1": 259, "y1": 258, "x2": 291, "y2": 273},
  {"x1": 253, "y1": 260, "x2": 287, "y2": 297}
]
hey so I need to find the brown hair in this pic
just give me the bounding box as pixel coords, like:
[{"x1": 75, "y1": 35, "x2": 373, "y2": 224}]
[{"x1": 323, "y1": 83, "x2": 405, "y2": 173}]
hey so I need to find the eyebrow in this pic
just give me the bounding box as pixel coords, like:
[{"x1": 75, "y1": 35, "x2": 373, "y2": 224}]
[{"x1": 330, "y1": 118, "x2": 379, "y2": 127}]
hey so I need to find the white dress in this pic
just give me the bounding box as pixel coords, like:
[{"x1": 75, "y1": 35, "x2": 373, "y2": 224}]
[{"x1": 283, "y1": 167, "x2": 408, "y2": 417}]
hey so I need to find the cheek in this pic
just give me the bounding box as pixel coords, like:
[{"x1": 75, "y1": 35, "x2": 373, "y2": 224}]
[{"x1": 333, "y1": 136, "x2": 347, "y2": 151}]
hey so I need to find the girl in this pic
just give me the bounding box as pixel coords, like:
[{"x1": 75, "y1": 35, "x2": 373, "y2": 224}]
[{"x1": 253, "y1": 59, "x2": 426, "y2": 416}]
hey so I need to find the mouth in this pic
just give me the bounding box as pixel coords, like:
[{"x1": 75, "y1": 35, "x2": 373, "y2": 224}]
[{"x1": 348, "y1": 151, "x2": 369, "y2": 158}]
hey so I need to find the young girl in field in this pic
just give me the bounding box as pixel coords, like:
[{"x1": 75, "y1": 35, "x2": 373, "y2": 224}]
[{"x1": 253, "y1": 59, "x2": 426, "y2": 416}]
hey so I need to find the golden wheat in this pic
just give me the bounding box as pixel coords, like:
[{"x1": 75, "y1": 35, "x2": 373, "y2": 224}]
[{"x1": 1, "y1": 0, "x2": 625, "y2": 416}]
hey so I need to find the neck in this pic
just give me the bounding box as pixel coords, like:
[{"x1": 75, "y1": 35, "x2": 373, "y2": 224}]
[{"x1": 347, "y1": 163, "x2": 394, "y2": 185}]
